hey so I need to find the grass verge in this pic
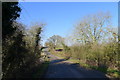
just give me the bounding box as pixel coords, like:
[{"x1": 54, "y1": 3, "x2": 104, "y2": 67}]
[
  {"x1": 66, "y1": 59, "x2": 120, "y2": 78},
  {"x1": 51, "y1": 51, "x2": 120, "y2": 78},
  {"x1": 33, "y1": 61, "x2": 50, "y2": 78},
  {"x1": 90, "y1": 66, "x2": 120, "y2": 78}
]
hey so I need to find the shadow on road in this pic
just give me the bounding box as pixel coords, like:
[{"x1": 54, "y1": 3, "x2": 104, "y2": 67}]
[
  {"x1": 45, "y1": 58, "x2": 109, "y2": 79},
  {"x1": 51, "y1": 59, "x2": 66, "y2": 64}
]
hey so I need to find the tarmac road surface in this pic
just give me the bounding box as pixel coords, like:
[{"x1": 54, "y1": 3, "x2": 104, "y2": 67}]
[{"x1": 44, "y1": 53, "x2": 109, "y2": 79}]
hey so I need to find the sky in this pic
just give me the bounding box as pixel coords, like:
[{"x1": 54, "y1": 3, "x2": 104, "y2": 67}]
[{"x1": 18, "y1": 2, "x2": 118, "y2": 45}]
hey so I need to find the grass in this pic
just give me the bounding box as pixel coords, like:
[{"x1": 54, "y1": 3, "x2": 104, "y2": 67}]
[
  {"x1": 55, "y1": 48, "x2": 63, "y2": 49},
  {"x1": 66, "y1": 59, "x2": 80, "y2": 64},
  {"x1": 107, "y1": 69, "x2": 120, "y2": 78},
  {"x1": 33, "y1": 61, "x2": 50, "y2": 78},
  {"x1": 55, "y1": 53, "x2": 65, "y2": 59},
  {"x1": 89, "y1": 66, "x2": 120, "y2": 78},
  {"x1": 66, "y1": 58, "x2": 120, "y2": 78},
  {"x1": 51, "y1": 49, "x2": 120, "y2": 78},
  {"x1": 50, "y1": 50, "x2": 65, "y2": 59}
]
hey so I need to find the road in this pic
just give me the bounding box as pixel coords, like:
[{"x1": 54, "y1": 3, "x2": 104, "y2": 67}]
[{"x1": 44, "y1": 53, "x2": 109, "y2": 79}]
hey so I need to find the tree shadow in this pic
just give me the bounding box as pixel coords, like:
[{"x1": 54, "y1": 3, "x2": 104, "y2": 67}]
[
  {"x1": 45, "y1": 59, "x2": 110, "y2": 79},
  {"x1": 51, "y1": 59, "x2": 66, "y2": 64}
]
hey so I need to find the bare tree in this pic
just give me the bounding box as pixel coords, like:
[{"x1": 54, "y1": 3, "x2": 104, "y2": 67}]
[
  {"x1": 73, "y1": 12, "x2": 111, "y2": 45},
  {"x1": 46, "y1": 35, "x2": 64, "y2": 49}
]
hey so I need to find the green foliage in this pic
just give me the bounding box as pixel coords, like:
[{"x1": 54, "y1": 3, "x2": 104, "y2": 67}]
[
  {"x1": 61, "y1": 43, "x2": 71, "y2": 59},
  {"x1": 2, "y1": 2, "x2": 21, "y2": 39},
  {"x1": 60, "y1": 12, "x2": 119, "y2": 78},
  {"x1": 33, "y1": 61, "x2": 49, "y2": 78},
  {"x1": 2, "y1": 23, "x2": 44, "y2": 79},
  {"x1": 2, "y1": 2, "x2": 45, "y2": 79},
  {"x1": 45, "y1": 35, "x2": 64, "y2": 49},
  {"x1": 62, "y1": 43, "x2": 70, "y2": 51}
]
